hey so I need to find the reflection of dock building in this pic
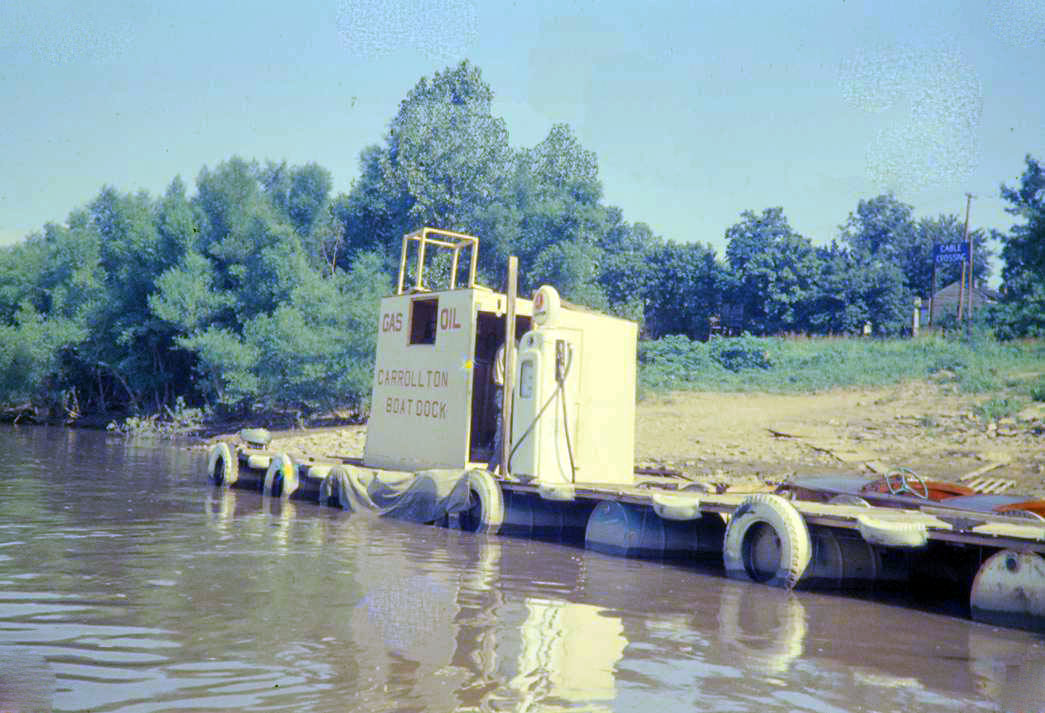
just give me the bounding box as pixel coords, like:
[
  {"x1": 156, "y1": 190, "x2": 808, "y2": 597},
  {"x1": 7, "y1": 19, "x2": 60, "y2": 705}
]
[
  {"x1": 346, "y1": 520, "x2": 629, "y2": 712},
  {"x1": 198, "y1": 488, "x2": 1043, "y2": 711}
]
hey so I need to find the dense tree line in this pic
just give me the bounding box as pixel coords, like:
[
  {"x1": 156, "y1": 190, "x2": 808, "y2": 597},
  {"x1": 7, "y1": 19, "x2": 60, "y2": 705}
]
[
  {"x1": 991, "y1": 156, "x2": 1045, "y2": 338},
  {"x1": 0, "y1": 61, "x2": 1039, "y2": 422}
]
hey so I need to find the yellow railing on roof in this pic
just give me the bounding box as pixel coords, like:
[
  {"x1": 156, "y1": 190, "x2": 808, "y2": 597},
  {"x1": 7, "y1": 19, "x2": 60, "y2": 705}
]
[{"x1": 396, "y1": 227, "x2": 480, "y2": 295}]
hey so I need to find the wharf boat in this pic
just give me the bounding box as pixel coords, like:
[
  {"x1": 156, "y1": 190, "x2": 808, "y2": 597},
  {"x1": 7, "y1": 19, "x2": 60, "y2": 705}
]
[{"x1": 205, "y1": 228, "x2": 1045, "y2": 633}]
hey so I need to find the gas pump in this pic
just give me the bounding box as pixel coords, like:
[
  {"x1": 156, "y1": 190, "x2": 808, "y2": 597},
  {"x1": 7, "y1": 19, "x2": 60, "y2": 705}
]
[{"x1": 508, "y1": 287, "x2": 582, "y2": 484}]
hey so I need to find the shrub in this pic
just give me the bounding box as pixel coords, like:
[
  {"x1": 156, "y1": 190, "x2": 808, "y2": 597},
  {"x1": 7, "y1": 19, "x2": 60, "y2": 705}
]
[
  {"x1": 635, "y1": 333, "x2": 1044, "y2": 395},
  {"x1": 710, "y1": 334, "x2": 772, "y2": 372},
  {"x1": 1030, "y1": 377, "x2": 1045, "y2": 403}
]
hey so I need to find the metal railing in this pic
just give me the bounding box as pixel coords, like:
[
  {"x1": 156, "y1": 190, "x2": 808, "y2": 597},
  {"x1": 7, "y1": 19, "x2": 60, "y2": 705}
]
[{"x1": 396, "y1": 227, "x2": 479, "y2": 295}]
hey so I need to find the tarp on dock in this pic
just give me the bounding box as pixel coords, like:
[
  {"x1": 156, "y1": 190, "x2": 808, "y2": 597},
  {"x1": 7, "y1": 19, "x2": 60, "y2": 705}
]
[{"x1": 320, "y1": 465, "x2": 473, "y2": 523}]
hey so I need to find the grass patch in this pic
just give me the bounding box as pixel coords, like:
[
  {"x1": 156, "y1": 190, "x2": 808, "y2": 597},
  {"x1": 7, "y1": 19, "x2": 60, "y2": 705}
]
[
  {"x1": 637, "y1": 334, "x2": 1045, "y2": 396},
  {"x1": 1027, "y1": 376, "x2": 1045, "y2": 402},
  {"x1": 975, "y1": 397, "x2": 1025, "y2": 422}
]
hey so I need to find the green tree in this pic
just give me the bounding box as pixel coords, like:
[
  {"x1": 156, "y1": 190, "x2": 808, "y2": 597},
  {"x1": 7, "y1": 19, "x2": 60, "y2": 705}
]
[
  {"x1": 155, "y1": 176, "x2": 199, "y2": 259},
  {"x1": 244, "y1": 251, "x2": 389, "y2": 417},
  {"x1": 993, "y1": 155, "x2": 1045, "y2": 338},
  {"x1": 841, "y1": 194, "x2": 990, "y2": 297},
  {"x1": 808, "y1": 243, "x2": 911, "y2": 335},
  {"x1": 529, "y1": 239, "x2": 607, "y2": 310},
  {"x1": 725, "y1": 208, "x2": 821, "y2": 334},
  {"x1": 86, "y1": 186, "x2": 184, "y2": 410},
  {"x1": 148, "y1": 252, "x2": 234, "y2": 333},
  {"x1": 509, "y1": 124, "x2": 615, "y2": 291},
  {"x1": 177, "y1": 326, "x2": 260, "y2": 413},
  {"x1": 338, "y1": 61, "x2": 514, "y2": 267},
  {"x1": 0, "y1": 306, "x2": 85, "y2": 410},
  {"x1": 0, "y1": 236, "x2": 48, "y2": 321},
  {"x1": 841, "y1": 194, "x2": 916, "y2": 259},
  {"x1": 0, "y1": 216, "x2": 103, "y2": 413},
  {"x1": 639, "y1": 240, "x2": 725, "y2": 339},
  {"x1": 598, "y1": 221, "x2": 661, "y2": 327},
  {"x1": 259, "y1": 161, "x2": 332, "y2": 235},
  {"x1": 194, "y1": 157, "x2": 274, "y2": 270}
]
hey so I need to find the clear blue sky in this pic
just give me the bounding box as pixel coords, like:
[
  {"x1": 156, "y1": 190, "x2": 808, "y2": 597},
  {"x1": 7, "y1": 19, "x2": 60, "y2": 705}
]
[{"x1": 2, "y1": 0, "x2": 1043, "y2": 282}]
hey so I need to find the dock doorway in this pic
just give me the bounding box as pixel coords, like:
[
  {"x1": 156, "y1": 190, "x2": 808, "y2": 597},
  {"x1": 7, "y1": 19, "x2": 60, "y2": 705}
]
[{"x1": 469, "y1": 311, "x2": 530, "y2": 464}]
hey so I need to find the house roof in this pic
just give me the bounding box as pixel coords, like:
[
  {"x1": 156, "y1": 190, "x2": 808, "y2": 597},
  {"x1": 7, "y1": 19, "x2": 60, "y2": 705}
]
[{"x1": 932, "y1": 280, "x2": 1000, "y2": 303}]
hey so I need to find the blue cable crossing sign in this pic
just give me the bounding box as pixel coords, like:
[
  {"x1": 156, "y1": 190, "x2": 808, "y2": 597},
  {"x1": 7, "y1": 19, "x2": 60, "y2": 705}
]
[{"x1": 933, "y1": 242, "x2": 968, "y2": 264}]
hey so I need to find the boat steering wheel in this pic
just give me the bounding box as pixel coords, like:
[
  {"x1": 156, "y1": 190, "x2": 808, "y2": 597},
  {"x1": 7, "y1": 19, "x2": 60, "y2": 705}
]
[{"x1": 885, "y1": 467, "x2": 929, "y2": 499}]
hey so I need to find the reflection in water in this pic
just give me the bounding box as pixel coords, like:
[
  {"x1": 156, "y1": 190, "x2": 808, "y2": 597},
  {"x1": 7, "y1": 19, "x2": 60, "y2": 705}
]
[
  {"x1": 458, "y1": 538, "x2": 627, "y2": 712},
  {"x1": 513, "y1": 598, "x2": 625, "y2": 710},
  {"x1": 717, "y1": 583, "x2": 807, "y2": 675},
  {"x1": 1, "y1": 426, "x2": 1043, "y2": 712},
  {"x1": 968, "y1": 627, "x2": 1045, "y2": 712}
]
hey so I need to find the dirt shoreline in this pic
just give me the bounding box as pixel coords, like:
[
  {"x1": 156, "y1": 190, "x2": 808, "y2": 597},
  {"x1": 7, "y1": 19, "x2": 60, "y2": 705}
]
[{"x1": 214, "y1": 382, "x2": 1045, "y2": 498}]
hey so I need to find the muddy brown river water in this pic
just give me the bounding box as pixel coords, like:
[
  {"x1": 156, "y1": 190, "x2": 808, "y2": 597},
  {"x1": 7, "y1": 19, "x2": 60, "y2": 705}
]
[{"x1": 1, "y1": 425, "x2": 1043, "y2": 712}]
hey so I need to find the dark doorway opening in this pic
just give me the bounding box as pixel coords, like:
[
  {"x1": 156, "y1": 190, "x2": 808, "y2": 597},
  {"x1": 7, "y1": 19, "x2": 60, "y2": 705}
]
[{"x1": 469, "y1": 311, "x2": 531, "y2": 463}]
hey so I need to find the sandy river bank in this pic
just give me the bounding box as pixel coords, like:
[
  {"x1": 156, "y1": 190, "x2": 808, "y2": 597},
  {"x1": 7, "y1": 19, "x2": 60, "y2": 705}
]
[{"x1": 216, "y1": 382, "x2": 1045, "y2": 497}]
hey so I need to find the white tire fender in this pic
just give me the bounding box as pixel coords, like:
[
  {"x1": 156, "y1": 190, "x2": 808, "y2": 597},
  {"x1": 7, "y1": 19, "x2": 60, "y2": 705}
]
[
  {"x1": 207, "y1": 442, "x2": 239, "y2": 486},
  {"x1": 246, "y1": 454, "x2": 271, "y2": 470},
  {"x1": 321, "y1": 465, "x2": 350, "y2": 509},
  {"x1": 462, "y1": 470, "x2": 504, "y2": 534},
  {"x1": 538, "y1": 483, "x2": 576, "y2": 502},
  {"x1": 263, "y1": 452, "x2": 298, "y2": 498},
  {"x1": 723, "y1": 494, "x2": 811, "y2": 589},
  {"x1": 855, "y1": 514, "x2": 928, "y2": 548},
  {"x1": 652, "y1": 492, "x2": 703, "y2": 521}
]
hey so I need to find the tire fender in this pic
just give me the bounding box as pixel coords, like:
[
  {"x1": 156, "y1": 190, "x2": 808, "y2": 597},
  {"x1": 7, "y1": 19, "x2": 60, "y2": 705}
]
[
  {"x1": 263, "y1": 452, "x2": 298, "y2": 498},
  {"x1": 245, "y1": 454, "x2": 271, "y2": 470},
  {"x1": 652, "y1": 492, "x2": 703, "y2": 521},
  {"x1": 855, "y1": 514, "x2": 928, "y2": 548},
  {"x1": 461, "y1": 470, "x2": 504, "y2": 534},
  {"x1": 207, "y1": 442, "x2": 239, "y2": 486},
  {"x1": 723, "y1": 494, "x2": 811, "y2": 589},
  {"x1": 321, "y1": 465, "x2": 350, "y2": 509},
  {"x1": 306, "y1": 464, "x2": 332, "y2": 479},
  {"x1": 538, "y1": 483, "x2": 576, "y2": 502}
]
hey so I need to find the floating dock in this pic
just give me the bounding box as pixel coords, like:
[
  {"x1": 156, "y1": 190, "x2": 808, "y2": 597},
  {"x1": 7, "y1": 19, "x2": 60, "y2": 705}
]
[
  {"x1": 204, "y1": 228, "x2": 1045, "y2": 633},
  {"x1": 206, "y1": 442, "x2": 1045, "y2": 632}
]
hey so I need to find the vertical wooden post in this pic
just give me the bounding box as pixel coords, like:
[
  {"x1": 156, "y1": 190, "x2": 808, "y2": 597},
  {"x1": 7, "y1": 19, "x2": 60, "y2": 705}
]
[
  {"x1": 963, "y1": 193, "x2": 974, "y2": 320},
  {"x1": 957, "y1": 260, "x2": 966, "y2": 322},
  {"x1": 500, "y1": 256, "x2": 518, "y2": 476},
  {"x1": 929, "y1": 261, "x2": 937, "y2": 326}
]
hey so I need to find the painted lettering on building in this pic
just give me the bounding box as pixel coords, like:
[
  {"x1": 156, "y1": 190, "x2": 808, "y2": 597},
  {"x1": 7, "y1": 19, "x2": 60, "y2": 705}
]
[
  {"x1": 376, "y1": 369, "x2": 449, "y2": 388},
  {"x1": 439, "y1": 307, "x2": 462, "y2": 331},
  {"x1": 385, "y1": 397, "x2": 447, "y2": 420},
  {"x1": 381, "y1": 312, "x2": 404, "y2": 332},
  {"x1": 375, "y1": 365, "x2": 451, "y2": 421}
]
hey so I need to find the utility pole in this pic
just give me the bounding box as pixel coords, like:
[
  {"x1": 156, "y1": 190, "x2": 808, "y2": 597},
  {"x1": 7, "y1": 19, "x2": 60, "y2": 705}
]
[
  {"x1": 500, "y1": 256, "x2": 518, "y2": 477},
  {"x1": 962, "y1": 193, "x2": 975, "y2": 320}
]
